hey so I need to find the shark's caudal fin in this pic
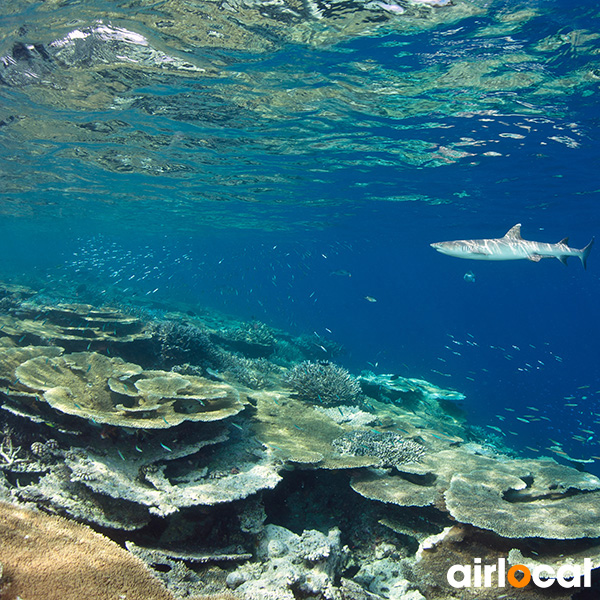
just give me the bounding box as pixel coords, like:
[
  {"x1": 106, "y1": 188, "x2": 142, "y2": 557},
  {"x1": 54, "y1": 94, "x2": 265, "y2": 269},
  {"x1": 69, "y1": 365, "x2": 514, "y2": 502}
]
[{"x1": 581, "y1": 237, "x2": 595, "y2": 270}]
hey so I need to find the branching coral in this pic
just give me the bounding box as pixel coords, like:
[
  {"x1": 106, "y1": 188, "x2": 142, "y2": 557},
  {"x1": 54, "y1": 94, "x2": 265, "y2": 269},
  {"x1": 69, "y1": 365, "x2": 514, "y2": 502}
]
[
  {"x1": 150, "y1": 319, "x2": 222, "y2": 369},
  {"x1": 332, "y1": 430, "x2": 426, "y2": 467},
  {"x1": 221, "y1": 354, "x2": 277, "y2": 389},
  {"x1": 215, "y1": 320, "x2": 276, "y2": 358},
  {"x1": 285, "y1": 361, "x2": 361, "y2": 407},
  {"x1": 0, "y1": 430, "x2": 24, "y2": 468}
]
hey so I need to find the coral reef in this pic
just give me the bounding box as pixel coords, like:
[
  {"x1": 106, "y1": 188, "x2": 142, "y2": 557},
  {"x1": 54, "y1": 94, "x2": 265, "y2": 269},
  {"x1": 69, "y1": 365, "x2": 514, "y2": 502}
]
[
  {"x1": 249, "y1": 389, "x2": 382, "y2": 468},
  {"x1": 353, "y1": 542, "x2": 425, "y2": 600},
  {"x1": 0, "y1": 302, "x2": 152, "y2": 355},
  {"x1": 220, "y1": 354, "x2": 278, "y2": 390},
  {"x1": 359, "y1": 372, "x2": 466, "y2": 405},
  {"x1": 0, "y1": 284, "x2": 35, "y2": 312},
  {"x1": 286, "y1": 360, "x2": 362, "y2": 407},
  {"x1": 444, "y1": 460, "x2": 600, "y2": 539},
  {"x1": 413, "y1": 525, "x2": 599, "y2": 600},
  {"x1": 127, "y1": 541, "x2": 252, "y2": 598},
  {"x1": 286, "y1": 333, "x2": 344, "y2": 362},
  {"x1": 2, "y1": 285, "x2": 600, "y2": 600}
]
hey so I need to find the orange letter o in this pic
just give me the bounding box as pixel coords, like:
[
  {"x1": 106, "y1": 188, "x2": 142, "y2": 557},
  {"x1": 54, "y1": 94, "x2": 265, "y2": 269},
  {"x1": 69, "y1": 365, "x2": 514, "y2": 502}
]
[{"x1": 507, "y1": 565, "x2": 531, "y2": 588}]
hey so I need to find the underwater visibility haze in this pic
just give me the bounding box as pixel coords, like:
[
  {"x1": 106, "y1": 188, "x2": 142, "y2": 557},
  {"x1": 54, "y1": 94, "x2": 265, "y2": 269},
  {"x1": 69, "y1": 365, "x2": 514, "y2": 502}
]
[{"x1": 1, "y1": 0, "x2": 600, "y2": 598}]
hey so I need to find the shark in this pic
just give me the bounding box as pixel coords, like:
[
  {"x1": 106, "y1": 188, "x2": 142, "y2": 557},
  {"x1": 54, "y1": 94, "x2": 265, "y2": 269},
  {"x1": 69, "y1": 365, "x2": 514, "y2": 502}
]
[{"x1": 431, "y1": 224, "x2": 594, "y2": 269}]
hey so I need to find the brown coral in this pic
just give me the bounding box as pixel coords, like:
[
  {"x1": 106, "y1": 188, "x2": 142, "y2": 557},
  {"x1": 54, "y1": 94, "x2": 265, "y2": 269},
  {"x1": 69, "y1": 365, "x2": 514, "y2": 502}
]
[{"x1": 0, "y1": 500, "x2": 174, "y2": 600}]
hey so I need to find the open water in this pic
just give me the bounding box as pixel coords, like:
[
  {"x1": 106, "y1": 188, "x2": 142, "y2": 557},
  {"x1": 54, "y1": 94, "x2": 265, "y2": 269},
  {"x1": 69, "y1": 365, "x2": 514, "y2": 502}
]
[{"x1": 1, "y1": 0, "x2": 600, "y2": 471}]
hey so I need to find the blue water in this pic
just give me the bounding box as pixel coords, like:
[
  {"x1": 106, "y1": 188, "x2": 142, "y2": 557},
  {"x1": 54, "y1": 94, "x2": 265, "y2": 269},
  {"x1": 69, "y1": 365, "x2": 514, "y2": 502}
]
[{"x1": 1, "y1": 0, "x2": 600, "y2": 470}]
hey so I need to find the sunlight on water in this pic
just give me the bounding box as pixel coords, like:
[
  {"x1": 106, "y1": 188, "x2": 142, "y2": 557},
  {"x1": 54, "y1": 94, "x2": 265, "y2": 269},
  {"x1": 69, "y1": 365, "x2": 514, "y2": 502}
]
[{"x1": 1, "y1": 0, "x2": 598, "y2": 227}]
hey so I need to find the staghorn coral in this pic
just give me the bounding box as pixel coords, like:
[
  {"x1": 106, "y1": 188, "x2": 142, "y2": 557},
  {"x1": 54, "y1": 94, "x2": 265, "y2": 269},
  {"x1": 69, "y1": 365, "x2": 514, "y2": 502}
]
[
  {"x1": 286, "y1": 360, "x2": 361, "y2": 407},
  {"x1": 0, "y1": 500, "x2": 174, "y2": 600},
  {"x1": 150, "y1": 319, "x2": 222, "y2": 369},
  {"x1": 221, "y1": 354, "x2": 277, "y2": 390},
  {"x1": 215, "y1": 320, "x2": 276, "y2": 358},
  {"x1": 332, "y1": 430, "x2": 426, "y2": 467}
]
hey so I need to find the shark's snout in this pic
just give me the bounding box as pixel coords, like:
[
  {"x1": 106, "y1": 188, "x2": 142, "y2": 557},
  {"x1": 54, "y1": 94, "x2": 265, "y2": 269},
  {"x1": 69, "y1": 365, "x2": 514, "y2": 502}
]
[{"x1": 430, "y1": 242, "x2": 449, "y2": 254}]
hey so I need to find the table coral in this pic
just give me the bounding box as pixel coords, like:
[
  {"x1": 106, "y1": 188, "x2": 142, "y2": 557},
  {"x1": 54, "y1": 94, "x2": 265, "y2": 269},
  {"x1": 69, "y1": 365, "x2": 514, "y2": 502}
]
[
  {"x1": 15, "y1": 351, "x2": 245, "y2": 428},
  {"x1": 352, "y1": 446, "x2": 600, "y2": 539}
]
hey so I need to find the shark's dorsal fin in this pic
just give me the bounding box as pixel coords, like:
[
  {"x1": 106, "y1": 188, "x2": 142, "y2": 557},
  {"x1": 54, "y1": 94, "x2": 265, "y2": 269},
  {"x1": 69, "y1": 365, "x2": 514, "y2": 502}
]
[
  {"x1": 558, "y1": 237, "x2": 569, "y2": 245},
  {"x1": 504, "y1": 224, "x2": 522, "y2": 239}
]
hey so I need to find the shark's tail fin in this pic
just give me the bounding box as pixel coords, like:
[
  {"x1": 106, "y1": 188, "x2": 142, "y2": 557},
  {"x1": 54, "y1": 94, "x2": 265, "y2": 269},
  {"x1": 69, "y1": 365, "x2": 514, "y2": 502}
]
[{"x1": 581, "y1": 237, "x2": 594, "y2": 270}]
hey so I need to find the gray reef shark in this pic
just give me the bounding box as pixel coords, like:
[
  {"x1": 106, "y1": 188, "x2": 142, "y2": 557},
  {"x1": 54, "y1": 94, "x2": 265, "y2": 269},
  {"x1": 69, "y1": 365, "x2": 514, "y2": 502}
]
[{"x1": 431, "y1": 224, "x2": 594, "y2": 269}]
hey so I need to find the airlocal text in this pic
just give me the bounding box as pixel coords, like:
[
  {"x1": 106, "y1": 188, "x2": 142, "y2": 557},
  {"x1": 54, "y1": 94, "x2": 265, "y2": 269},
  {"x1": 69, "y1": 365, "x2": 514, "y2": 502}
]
[{"x1": 447, "y1": 558, "x2": 593, "y2": 589}]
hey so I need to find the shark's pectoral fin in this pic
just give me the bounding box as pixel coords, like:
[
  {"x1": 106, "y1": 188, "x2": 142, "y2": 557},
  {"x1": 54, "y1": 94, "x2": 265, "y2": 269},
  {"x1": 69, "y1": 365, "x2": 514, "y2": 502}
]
[{"x1": 527, "y1": 254, "x2": 542, "y2": 262}]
